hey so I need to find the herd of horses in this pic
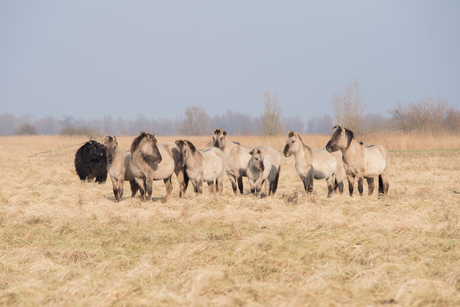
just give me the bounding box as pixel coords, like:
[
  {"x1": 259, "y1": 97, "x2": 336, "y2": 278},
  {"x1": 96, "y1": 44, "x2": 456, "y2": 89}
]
[{"x1": 74, "y1": 126, "x2": 390, "y2": 202}]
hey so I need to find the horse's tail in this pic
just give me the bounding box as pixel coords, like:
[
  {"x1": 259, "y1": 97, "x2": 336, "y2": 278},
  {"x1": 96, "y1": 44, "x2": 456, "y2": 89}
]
[
  {"x1": 271, "y1": 165, "x2": 281, "y2": 195},
  {"x1": 378, "y1": 174, "x2": 384, "y2": 194}
]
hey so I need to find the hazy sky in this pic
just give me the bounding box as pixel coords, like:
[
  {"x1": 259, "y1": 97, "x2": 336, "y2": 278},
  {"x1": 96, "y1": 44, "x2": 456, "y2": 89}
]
[{"x1": 1, "y1": 1, "x2": 459, "y2": 121}]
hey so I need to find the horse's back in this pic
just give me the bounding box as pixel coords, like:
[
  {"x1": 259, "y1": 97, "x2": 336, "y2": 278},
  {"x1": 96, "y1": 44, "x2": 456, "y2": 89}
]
[
  {"x1": 257, "y1": 146, "x2": 281, "y2": 168},
  {"x1": 202, "y1": 147, "x2": 226, "y2": 180},
  {"x1": 364, "y1": 145, "x2": 389, "y2": 177},
  {"x1": 311, "y1": 149, "x2": 337, "y2": 179},
  {"x1": 124, "y1": 150, "x2": 135, "y2": 181},
  {"x1": 150, "y1": 143, "x2": 176, "y2": 179}
]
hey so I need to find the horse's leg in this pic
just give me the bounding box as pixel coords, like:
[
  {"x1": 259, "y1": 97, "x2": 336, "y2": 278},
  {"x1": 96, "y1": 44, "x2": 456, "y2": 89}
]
[
  {"x1": 135, "y1": 177, "x2": 146, "y2": 201},
  {"x1": 118, "y1": 178, "x2": 124, "y2": 201},
  {"x1": 301, "y1": 176, "x2": 308, "y2": 192},
  {"x1": 367, "y1": 177, "x2": 375, "y2": 196},
  {"x1": 190, "y1": 180, "x2": 197, "y2": 193},
  {"x1": 338, "y1": 180, "x2": 344, "y2": 194},
  {"x1": 255, "y1": 184, "x2": 261, "y2": 198},
  {"x1": 163, "y1": 176, "x2": 173, "y2": 203},
  {"x1": 130, "y1": 180, "x2": 138, "y2": 197},
  {"x1": 347, "y1": 174, "x2": 355, "y2": 197},
  {"x1": 110, "y1": 176, "x2": 119, "y2": 202},
  {"x1": 208, "y1": 181, "x2": 215, "y2": 194},
  {"x1": 380, "y1": 172, "x2": 390, "y2": 196},
  {"x1": 146, "y1": 178, "x2": 153, "y2": 201},
  {"x1": 357, "y1": 175, "x2": 364, "y2": 196},
  {"x1": 197, "y1": 180, "x2": 203, "y2": 194},
  {"x1": 237, "y1": 176, "x2": 244, "y2": 194},
  {"x1": 228, "y1": 175, "x2": 238, "y2": 195},
  {"x1": 175, "y1": 168, "x2": 188, "y2": 198},
  {"x1": 332, "y1": 173, "x2": 338, "y2": 192},
  {"x1": 216, "y1": 174, "x2": 224, "y2": 195},
  {"x1": 305, "y1": 167, "x2": 314, "y2": 195},
  {"x1": 326, "y1": 176, "x2": 334, "y2": 198},
  {"x1": 270, "y1": 165, "x2": 281, "y2": 196}
]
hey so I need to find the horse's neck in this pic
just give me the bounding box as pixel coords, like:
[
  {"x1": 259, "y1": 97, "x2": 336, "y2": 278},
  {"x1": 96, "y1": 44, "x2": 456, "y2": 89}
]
[
  {"x1": 341, "y1": 140, "x2": 360, "y2": 161},
  {"x1": 186, "y1": 150, "x2": 202, "y2": 167},
  {"x1": 294, "y1": 141, "x2": 312, "y2": 162}
]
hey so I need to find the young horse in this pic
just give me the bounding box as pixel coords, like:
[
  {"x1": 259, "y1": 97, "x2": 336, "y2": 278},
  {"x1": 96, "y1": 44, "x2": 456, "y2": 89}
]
[
  {"x1": 175, "y1": 140, "x2": 226, "y2": 195},
  {"x1": 283, "y1": 131, "x2": 344, "y2": 197},
  {"x1": 103, "y1": 136, "x2": 139, "y2": 202},
  {"x1": 246, "y1": 148, "x2": 281, "y2": 197},
  {"x1": 326, "y1": 126, "x2": 390, "y2": 196},
  {"x1": 130, "y1": 132, "x2": 188, "y2": 202},
  {"x1": 213, "y1": 128, "x2": 281, "y2": 195}
]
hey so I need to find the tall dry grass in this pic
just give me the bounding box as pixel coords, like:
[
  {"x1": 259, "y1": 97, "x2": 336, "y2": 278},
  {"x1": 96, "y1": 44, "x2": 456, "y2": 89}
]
[{"x1": 0, "y1": 133, "x2": 460, "y2": 306}]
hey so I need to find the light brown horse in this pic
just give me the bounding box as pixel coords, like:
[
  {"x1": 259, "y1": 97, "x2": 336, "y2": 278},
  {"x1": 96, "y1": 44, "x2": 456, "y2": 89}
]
[
  {"x1": 130, "y1": 132, "x2": 188, "y2": 202},
  {"x1": 175, "y1": 140, "x2": 226, "y2": 195},
  {"x1": 246, "y1": 148, "x2": 281, "y2": 197},
  {"x1": 103, "y1": 136, "x2": 139, "y2": 202},
  {"x1": 283, "y1": 131, "x2": 344, "y2": 197},
  {"x1": 213, "y1": 128, "x2": 281, "y2": 195},
  {"x1": 326, "y1": 126, "x2": 390, "y2": 196}
]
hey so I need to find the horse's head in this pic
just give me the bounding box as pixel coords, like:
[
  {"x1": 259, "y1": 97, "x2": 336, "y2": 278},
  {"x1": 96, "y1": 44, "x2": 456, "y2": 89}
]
[
  {"x1": 283, "y1": 131, "x2": 302, "y2": 157},
  {"x1": 133, "y1": 132, "x2": 162, "y2": 164},
  {"x1": 104, "y1": 135, "x2": 118, "y2": 163},
  {"x1": 326, "y1": 126, "x2": 354, "y2": 152},
  {"x1": 175, "y1": 139, "x2": 196, "y2": 167},
  {"x1": 87, "y1": 140, "x2": 103, "y2": 158},
  {"x1": 249, "y1": 148, "x2": 265, "y2": 172},
  {"x1": 213, "y1": 127, "x2": 227, "y2": 149}
]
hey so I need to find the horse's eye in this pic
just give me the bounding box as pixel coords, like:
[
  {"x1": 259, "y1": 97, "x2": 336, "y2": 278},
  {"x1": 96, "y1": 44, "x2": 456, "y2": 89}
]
[{"x1": 220, "y1": 137, "x2": 223, "y2": 140}]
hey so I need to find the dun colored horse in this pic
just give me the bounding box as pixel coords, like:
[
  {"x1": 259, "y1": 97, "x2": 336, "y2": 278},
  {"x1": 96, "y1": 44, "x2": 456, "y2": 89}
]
[
  {"x1": 283, "y1": 131, "x2": 344, "y2": 197},
  {"x1": 326, "y1": 126, "x2": 390, "y2": 196},
  {"x1": 103, "y1": 136, "x2": 139, "y2": 202},
  {"x1": 175, "y1": 140, "x2": 226, "y2": 195},
  {"x1": 213, "y1": 128, "x2": 281, "y2": 195},
  {"x1": 130, "y1": 132, "x2": 188, "y2": 202},
  {"x1": 246, "y1": 148, "x2": 281, "y2": 197}
]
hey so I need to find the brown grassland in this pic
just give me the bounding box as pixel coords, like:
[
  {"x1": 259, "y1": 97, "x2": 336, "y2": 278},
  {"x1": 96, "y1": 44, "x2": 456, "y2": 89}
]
[{"x1": 1, "y1": 132, "x2": 460, "y2": 306}]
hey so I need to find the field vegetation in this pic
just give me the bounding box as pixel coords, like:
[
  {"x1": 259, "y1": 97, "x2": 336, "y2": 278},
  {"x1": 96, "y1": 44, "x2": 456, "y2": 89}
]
[{"x1": 1, "y1": 132, "x2": 460, "y2": 306}]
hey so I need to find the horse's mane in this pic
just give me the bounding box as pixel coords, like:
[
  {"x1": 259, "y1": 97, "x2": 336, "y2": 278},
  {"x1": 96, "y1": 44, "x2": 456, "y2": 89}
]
[
  {"x1": 296, "y1": 133, "x2": 313, "y2": 153},
  {"x1": 130, "y1": 132, "x2": 148, "y2": 154}
]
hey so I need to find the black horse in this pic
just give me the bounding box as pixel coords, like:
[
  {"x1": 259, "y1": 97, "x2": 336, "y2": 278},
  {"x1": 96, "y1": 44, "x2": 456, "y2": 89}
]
[{"x1": 74, "y1": 140, "x2": 107, "y2": 183}]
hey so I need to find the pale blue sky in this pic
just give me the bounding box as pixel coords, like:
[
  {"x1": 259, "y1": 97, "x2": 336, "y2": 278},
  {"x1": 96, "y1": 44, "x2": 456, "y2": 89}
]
[{"x1": 1, "y1": 1, "x2": 459, "y2": 121}]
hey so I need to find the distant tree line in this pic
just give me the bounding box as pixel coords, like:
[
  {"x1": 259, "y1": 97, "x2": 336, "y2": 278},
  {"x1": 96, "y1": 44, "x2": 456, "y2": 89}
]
[{"x1": 1, "y1": 87, "x2": 458, "y2": 136}]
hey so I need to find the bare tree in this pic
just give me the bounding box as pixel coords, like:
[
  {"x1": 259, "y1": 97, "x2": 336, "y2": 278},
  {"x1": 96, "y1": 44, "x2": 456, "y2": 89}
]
[
  {"x1": 14, "y1": 123, "x2": 37, "y2": 135},
  {"x1": 388, "y1": 96, "x2": 456, "y2": 132},
  {"x1": 285, "y1": 115, "x2": 306, "y2": 134},
  {"x1": 307, "y1": 114, "x2": 334, "y2": 134},
  {"x1": 259, "y1": 92, "x2": 286, "y2": 135},
  {"x1": 176, "y1": 105, "x2": 210, "y2": 136},
  {"x1": 332, "y1": 78, "x2": 366, "y2": 134}
]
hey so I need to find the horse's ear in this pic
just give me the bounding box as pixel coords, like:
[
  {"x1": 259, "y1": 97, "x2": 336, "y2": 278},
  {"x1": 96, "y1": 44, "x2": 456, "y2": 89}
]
[
  {"x1": 223, "y1": 131, "x2": 227, "y2": 136},
  {"x1": 345, "y1": 128, "x2": 354, "y2": 148},
  {"x1": 175, "y1": 140, "x2": 179, "y2": 146},
  {"x1": 213, "y1": 127, "x2": 216, "y2": 133},
  {"x1": 249, "y1": 149, "x2": 255, "y2": 155},
  {"x1": 113, "y1": 136, "x2": 117, "y2": 143}
]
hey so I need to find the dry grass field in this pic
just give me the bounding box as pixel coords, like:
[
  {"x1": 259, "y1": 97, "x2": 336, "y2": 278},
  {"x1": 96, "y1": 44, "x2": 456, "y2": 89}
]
[{"x1": 1, "y1": 132, "x2": 460, "y2": 306}]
